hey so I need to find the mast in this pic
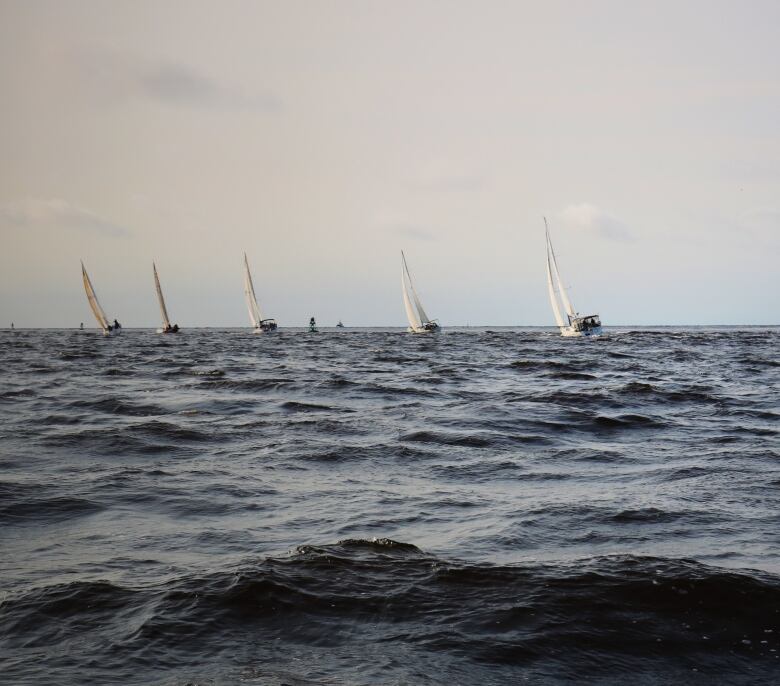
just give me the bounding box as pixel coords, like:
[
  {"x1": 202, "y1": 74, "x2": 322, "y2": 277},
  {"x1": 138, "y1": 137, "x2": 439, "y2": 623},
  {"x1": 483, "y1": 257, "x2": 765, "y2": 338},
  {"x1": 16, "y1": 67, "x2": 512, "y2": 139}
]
[
  {"x1": 81, "y1": 262, "x2": 109, "y2": 331},
  {"x1": 243, "y1": 253, "x2": 262, "y2": 328},
  {"x1": 153, "y1": 263, "x2": 171, "y2": 330}
]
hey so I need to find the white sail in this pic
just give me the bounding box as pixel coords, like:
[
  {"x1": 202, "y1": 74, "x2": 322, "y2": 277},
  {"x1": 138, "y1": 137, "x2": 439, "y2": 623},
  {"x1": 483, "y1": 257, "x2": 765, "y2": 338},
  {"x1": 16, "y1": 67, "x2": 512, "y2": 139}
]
[
  {"x1": 410, "y1": 283, "x2": 430, "y2": 324},
  {"x1": 401, "y1": 251, "x2": 431, "y2": 325},
  {"x1": 402, "y1": 267, "x2": 422, "y2": 329},
  {"x1": 243, "y1": 253, "x2": 263, "y2": 328},
  {"x1": 545, "y1": 220, "x2": 576, "y2": 321},
  {"x1": 546, "y1": 246, "x2": 565, "y2": 329},
  {"x1": 81, "y1": 262, "x2": 109, "y2": 331},
  {"x1": 153, "y1": 263, "x2": 171, "y2": 330}
]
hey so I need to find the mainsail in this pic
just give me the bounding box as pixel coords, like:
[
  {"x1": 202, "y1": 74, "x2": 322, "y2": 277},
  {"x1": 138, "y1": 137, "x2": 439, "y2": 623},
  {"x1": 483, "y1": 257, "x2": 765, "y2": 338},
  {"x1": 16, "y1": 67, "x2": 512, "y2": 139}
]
[
  {"x1": 545, "y1": 219, "x2": 576, "y2": 323},
  {"x1": 81, "y1": 262, "x2": 109, "y2": 331},
  {"x1": 402, "y1": 268, "x2": 422, "y2": 329},
  {"x1": 243, "y1": 253, "x2": 263, "y2": 328},
  {"x1": 546, "y1": 244, "x2": 565, "y2": 329},
  {"x1": 153, "y1": 263, "x2": 171, "y2": 330},
  {"x1": 401, "y1": 251, "x2": 430, "y2": 327}
]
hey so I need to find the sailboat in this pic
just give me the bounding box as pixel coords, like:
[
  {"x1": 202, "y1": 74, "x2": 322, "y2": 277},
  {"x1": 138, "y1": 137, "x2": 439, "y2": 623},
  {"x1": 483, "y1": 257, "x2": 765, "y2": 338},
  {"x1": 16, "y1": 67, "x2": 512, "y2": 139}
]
[
  {"x1": 153, "y1": 263, "x2": 180, "y2": 334},
  {"x1": 243, "y1": 253, "x2": 277, "y2": 333},
  {"x1": 401, "y1": 251, "x2": 440, "y2": 333},
  {"x1": 81, "y1": 262, "x2": 121, "y2": 336},
  {"x1": 544, "y1": 218, "x2": 602, "y2": 337}
]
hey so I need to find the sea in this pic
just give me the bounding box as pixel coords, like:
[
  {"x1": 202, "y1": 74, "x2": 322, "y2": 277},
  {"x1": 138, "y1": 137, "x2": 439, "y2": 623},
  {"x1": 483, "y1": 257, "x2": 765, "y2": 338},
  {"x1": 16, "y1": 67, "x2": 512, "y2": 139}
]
[{"x1": 1, "y1": 326, "x2": 778, "y2": 685}]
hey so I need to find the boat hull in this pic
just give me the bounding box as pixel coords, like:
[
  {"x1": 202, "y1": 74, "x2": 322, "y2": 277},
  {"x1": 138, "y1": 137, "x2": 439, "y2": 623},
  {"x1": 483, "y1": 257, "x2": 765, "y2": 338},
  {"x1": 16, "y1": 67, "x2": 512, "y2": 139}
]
[
  {"x1": 253, "y1": 319, "x2": 277, "y2": 334},
  {"x1": 561, "y1": 326, "x2": 603, "y2": 337}
]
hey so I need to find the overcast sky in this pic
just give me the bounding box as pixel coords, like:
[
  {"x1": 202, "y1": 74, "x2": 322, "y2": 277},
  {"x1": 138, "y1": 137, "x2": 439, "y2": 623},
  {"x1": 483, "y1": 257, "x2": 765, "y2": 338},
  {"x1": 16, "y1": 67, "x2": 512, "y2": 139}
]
[{"x1": 1, "y1": 0, "x2": 778, "y2": 327}]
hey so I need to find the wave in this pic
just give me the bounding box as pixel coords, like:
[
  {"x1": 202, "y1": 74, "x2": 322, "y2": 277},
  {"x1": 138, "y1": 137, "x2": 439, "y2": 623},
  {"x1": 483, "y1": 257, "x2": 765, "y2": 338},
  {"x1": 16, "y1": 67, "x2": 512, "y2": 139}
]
[
  {"x1": 0, "y1": 388, "x2": 36, "y2": 401},
  {"x1": 361, "y1": 382, "x2": 441, "y2": 398},
  {"x1": 281, "y1": 400, "x2": 345, "y2": 413},
  {"x1": 610, "y1": 507, "x2": 710, "y2": 524},
  {"x1": 297, "y1": 444, "x2": 425, "y2": 462},
  {"x1": 1, "y1": 495, "x2": 104, "y2": 523},
  {"x1": 509, "y1": 358, "x2": 595, "y2": 372},
  {"x1": 200, "y1": 377, "x2": 293, "y2": 391},
  {"x1": 618, "y1": 381, "x2": 719, "y2": 403},
  {"x1": 547, "y1": 370, "x2": 599, "y2": 380},
  {"x1": 400, "y1": 430, "x2": 493, "y2": 447},
  {"x1": 102, "y1": 367, "x2": 136, "y2": 377},
  {"x1": 42, "y1": 420, "x2": 213, "y2": 453},
  {"x1": 3, "y1": 329, "x2": 779, "y2": 683},
  {"x1": 592, "y1": 413, "x2": 665, "y2": 429},
  {"x1": 67, "y1": 397, "x2": 168, "y2": 417},
  {"x1": 2, "y1": 543, "x2": 779, "y2": 683}
]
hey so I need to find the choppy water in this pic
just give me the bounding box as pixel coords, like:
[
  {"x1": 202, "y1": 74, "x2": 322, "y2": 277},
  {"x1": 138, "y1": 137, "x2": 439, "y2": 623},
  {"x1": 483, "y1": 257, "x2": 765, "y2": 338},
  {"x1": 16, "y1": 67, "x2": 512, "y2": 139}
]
[{"x1": 1, "y1": 327, "x2": 779, "y2": 685}]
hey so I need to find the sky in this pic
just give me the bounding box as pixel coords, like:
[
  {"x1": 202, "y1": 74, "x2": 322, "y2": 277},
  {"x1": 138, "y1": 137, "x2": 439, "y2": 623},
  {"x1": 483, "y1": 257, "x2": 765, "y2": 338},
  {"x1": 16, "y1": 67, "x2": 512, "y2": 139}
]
[{"x1": 1, "y1": 0, "x2": 778, "y2": 327}]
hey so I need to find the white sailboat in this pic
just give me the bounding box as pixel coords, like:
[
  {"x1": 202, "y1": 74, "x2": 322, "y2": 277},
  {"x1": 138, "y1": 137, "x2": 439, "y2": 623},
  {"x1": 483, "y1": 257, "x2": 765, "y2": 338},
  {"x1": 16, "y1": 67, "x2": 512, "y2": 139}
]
[
  {"x1": 243, "y1": 253, "x2": 277, "y2": 333},
  {"x1": 401, "y1": 251, "x2": 440, "y2": 334},
  {"x1": 153, "y1": 263, "x2": 180, "y2": 334},
  {"x1": 544, "y1": 218, "x2": 602, "y2": 337},
  {"x1": 81, "y1": 262, "x2": 121, "y2": 336}
]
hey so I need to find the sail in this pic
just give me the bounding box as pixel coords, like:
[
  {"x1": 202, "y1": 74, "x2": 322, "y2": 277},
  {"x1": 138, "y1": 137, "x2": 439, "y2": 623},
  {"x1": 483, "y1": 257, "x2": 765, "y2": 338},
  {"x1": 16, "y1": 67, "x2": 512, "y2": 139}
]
[
  {"x1": 410, "y1": 282, "x2": 430, "y2": 325},
  {"x1": 81, "y1": 262, "x2": 109, "y2": 331},
  {"x1": 546, "y1": 245, "x2": 565, "y2": 329},
  {"x1": 401, "y1": 251, "x2": 430, "y2": 325},
  {"x1": 545, "y1": 220, "x2": 576, "y2": 321},
  {"x1": 243, "y1": 253, "x2": 263, "y2": 328},
  {"x1": 401, "y1": 265, "x2": 422, "y2": 329},
  {"x1": 153, "y1": 263, "x2": 171, "y2": 329}
]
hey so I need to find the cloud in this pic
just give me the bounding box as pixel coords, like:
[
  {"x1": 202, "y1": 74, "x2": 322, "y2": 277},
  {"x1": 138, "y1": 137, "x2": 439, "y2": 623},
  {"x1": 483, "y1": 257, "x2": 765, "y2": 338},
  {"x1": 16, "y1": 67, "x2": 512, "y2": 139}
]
[
  {"x1": 75, "y1": 47, "x2": 279, "y2": 112},
  {"x1": 0, "y1": 198, "x2": 130, "y2": 238},
  {"x1": 556, "y1": 203, "x2": 634, "y2": 241},
  {"x1": 391, "y1": 224, "x2": 436, "y2": 241},
  {"x1": 374, "y1": 211, "x2": 436, "y2": 241}
]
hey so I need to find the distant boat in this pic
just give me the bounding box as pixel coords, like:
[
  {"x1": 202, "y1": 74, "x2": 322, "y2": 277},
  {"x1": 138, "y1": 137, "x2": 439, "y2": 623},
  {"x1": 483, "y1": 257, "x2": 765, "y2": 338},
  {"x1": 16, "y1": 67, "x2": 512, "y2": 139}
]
[
  {"x1": 243, "y1": 253, "x2": 277, "y2": 333},
  {"x1": 81, "y1": 262, "x2": 121, "y2": 336},
  {"x1": 544, "y1": 218, "x2": 602, "y2": 337},
  {"x1": 336, "y1": 320, "x2": 345, "y2": 328},
  {"x1": 153, "y1": 263, "x2": 180, "y2": 334},
  {"x1": 309, "y1": 317, "x2": 318, "y2": 333},
  {"x1": 401, "y1": 251, "x2": 440, "y2": 334}
]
